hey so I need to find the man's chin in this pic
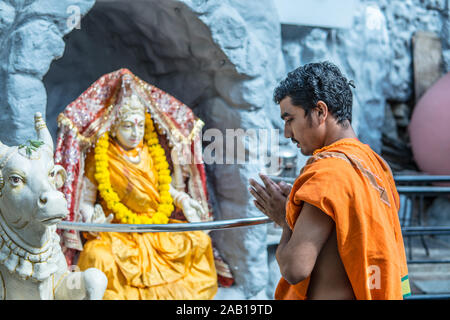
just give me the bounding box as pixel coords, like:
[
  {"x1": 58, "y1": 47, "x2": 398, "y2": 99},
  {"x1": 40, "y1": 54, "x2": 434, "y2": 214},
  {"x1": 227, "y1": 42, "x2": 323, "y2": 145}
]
[
  {"x1": 293, "y1": 141, "x2": 312, "y2": 156},
  {"x1": 298, "y1": 146, "x2": 313, "y2": 156}
]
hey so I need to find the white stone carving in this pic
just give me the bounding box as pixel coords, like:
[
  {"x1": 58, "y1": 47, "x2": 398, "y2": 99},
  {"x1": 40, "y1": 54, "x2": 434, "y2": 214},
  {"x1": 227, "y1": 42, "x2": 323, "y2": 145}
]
[{"x1": 0, "y1": 112, "x2": 107, "y2": 300}]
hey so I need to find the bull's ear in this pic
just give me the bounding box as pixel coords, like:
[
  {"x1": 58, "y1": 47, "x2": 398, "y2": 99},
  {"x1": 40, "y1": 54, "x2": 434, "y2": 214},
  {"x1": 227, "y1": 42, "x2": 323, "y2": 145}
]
[
  {"x1": 34, "y1": 112, "x2": 54, "y2": 155},
  {"x1": 53, "y1": 165, "x2": 67, "y2": 189}
]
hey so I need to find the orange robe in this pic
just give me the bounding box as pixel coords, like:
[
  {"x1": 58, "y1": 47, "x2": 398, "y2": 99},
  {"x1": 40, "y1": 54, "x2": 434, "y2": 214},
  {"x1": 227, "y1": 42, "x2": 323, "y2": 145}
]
[
  {"x1": 77, "y1": 138, "x2": 218, "y2": 300},
  {"x1": 275, "y1": 138, "x2": 411, "y2": 300}
]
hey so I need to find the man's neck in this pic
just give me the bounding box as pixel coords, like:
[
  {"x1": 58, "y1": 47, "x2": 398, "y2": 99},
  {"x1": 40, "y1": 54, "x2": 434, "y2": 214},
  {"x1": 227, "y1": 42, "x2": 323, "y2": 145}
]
[{"x1": 323, "y1": 123, "x2": 358, "y2": 147}]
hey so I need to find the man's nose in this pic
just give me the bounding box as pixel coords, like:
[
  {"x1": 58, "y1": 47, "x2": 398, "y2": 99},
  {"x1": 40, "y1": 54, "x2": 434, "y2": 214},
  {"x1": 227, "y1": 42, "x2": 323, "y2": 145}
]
[{"x1": 284, "y1": 123, "x2": 291, "y2": 139}]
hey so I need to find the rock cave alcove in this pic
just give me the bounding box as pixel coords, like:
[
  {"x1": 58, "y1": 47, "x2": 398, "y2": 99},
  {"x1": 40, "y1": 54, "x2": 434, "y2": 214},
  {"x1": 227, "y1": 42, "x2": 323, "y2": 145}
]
[
  {"x1": 44, "y1": 1, "x2": 227, "y2": 136},
  {"x1": 43, "y1": 0, "x2": 285, "y2": 299}
]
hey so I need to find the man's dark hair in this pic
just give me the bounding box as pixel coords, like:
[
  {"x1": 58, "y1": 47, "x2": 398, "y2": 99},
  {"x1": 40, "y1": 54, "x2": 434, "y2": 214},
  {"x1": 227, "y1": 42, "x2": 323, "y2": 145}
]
[{"x1": 273, "y1": 61, "x2": 354, "y2": 126}]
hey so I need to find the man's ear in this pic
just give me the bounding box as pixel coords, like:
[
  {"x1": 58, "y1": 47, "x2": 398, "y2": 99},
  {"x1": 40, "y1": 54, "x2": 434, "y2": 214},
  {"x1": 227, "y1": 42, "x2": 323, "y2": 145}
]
[{"x1": 315, "y1": 101, "x2": 329, "y2": 124}]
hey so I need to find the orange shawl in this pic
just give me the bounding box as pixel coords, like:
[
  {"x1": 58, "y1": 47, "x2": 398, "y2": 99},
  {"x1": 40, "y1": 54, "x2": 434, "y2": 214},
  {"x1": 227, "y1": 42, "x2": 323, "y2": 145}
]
[
  {"x1": 275, "y1": 138, "x2": 410, "y2": 300},
  {"x1": 84, "y1": 137, "x2": 161, "y2": 220}
]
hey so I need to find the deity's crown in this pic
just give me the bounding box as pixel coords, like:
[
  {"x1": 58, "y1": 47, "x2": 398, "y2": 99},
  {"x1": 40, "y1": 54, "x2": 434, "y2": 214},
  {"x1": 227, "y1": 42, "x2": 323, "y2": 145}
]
[{"x1": 117, "y1": 93, "x2": 146, "y2": 120}]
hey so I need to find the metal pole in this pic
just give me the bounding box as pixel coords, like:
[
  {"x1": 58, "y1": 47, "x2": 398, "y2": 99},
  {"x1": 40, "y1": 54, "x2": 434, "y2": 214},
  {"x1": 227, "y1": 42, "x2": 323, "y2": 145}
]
[
  {"x1": 56, "y1": 217, "x2": 450, "y2": 235},
  {"x1": 393, "y1": 175, "x2": 450, "y2": 183},
  {"x1": 57, "y1": 216, "x2": 273, "y2": 233}
]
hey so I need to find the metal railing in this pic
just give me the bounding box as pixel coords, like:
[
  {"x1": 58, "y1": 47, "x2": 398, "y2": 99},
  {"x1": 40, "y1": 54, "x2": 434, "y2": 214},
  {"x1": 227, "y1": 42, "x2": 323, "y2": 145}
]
[
  {"x1": 393, "y1": 175, "x2": 450, "y2": 262},
  {"x1": 57, "y1": 216, "x2": 272, "y2": 233},
  {"x1": 379, "y1": 175, "x2": 450, "y2": 300}
]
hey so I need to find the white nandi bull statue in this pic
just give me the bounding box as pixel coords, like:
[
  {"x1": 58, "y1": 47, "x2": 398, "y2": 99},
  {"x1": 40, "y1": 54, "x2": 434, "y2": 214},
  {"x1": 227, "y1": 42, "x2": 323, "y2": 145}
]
[{"x1": 0, "y1": 113, "x2": 107, "y2": 300}]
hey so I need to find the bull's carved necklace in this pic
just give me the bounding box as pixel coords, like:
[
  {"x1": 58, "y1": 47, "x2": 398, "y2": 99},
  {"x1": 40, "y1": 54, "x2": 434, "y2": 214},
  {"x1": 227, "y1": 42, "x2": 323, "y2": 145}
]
[{"x1": 0, "y1": 212, "x2": 59, "y2": 282}]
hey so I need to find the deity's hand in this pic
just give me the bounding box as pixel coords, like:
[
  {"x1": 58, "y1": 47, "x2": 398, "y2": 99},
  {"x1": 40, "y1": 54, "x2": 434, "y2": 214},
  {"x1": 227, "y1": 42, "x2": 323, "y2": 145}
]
[
  {"x1": 80, "y1": 203, "x2": 114, "y2": 237},
  {"x1": 91, "y1": 204, "x2": 114, "y2": 224},
  {"x1": 180, "y1": 196, "x2": 205, "y2": 223},
  {"x1": 80, "y1": 203, "x2": 113, "y2": 224},
  {"x1": 80, "y1": 202, "x2": 95, "y2": 223},
  {"x1": 170, "y1": 186, "x2": 206, "y2": 223},
  {"x1": 249, "y1": 173, "x2": 292, "y2": 228}
]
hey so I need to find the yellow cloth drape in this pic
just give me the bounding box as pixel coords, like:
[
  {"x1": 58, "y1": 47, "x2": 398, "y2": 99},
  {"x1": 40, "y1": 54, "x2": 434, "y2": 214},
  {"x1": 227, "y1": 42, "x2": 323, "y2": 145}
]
[{"x1": 77, "y1": 139, "x2": 218, "y2": 300}]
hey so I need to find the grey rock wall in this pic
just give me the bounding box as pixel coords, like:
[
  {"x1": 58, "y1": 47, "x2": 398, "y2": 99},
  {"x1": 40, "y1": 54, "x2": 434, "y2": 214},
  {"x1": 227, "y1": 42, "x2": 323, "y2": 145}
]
[
  {"x1": 0, "y1": 0, "x2": 95, "y2": 146},
  {"x1": 280, "y1": 0, "x2": 450, "y2": 155},
  {"x1": 381, "y1": 0, "x2": 449, "y2": 101},
  {"x1": 281, "y1": 4, "x2": 389, "y2": 154},
  {"x1": 190, "y1": 0, "x2": 285, "y2": 298},
  {"x1": 282, "y1": 6, "x2": 389, "y2": 155}
]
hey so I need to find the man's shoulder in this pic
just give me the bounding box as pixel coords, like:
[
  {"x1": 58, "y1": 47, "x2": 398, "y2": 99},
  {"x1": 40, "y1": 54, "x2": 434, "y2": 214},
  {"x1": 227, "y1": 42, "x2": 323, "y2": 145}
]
[
  {"x1": 292, "y1": 153, "x2": 356, "y2": 197},
  {"x1": 301, "y1": 151, "x2": 356, "y2": 177}
]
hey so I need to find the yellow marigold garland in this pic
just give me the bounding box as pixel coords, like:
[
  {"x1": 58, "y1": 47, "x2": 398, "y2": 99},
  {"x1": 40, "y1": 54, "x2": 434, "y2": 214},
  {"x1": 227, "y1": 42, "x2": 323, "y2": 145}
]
[{"x1": 94, "y1": 112, "x2": 174, "y2": 224}]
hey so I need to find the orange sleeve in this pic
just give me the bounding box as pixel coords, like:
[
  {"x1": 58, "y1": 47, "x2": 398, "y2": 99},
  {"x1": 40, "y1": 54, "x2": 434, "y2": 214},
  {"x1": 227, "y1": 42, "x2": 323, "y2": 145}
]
[
  {"x1": 287, "y1": 158, "x2": 355, "y2": 227},
  {"x1": 386, "y1": 171, "x2": 400, "y2": 213}
]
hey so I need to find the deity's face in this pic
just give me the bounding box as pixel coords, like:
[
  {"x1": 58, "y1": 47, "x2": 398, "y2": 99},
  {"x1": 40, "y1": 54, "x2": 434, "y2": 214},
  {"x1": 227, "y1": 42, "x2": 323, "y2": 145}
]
[{"x1": 114, "y1": 112, "x2": 145, "y2": 150}]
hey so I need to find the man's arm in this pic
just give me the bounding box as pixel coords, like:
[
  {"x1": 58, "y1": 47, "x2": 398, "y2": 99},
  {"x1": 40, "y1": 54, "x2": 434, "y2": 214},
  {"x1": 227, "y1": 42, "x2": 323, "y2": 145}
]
[
  {"x1": 248, "y1": 174, "x2": 334, "y2": 284},
  {"x1": 276, "y1": 202, "x2": 334, "y2": 285}
]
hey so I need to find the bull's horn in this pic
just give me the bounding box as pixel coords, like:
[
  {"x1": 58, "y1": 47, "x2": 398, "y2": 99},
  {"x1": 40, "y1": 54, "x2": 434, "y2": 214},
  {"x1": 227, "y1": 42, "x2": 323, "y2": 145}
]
[
  {"x1": 0, "y1": 141, "x2": 8, "y2": 195},
  {"x1": 0, "y1": 140, "x2": 8, "y2": 158},
  {"x1": 34, "y1": 112, "x2": 54, "y2": 154}
]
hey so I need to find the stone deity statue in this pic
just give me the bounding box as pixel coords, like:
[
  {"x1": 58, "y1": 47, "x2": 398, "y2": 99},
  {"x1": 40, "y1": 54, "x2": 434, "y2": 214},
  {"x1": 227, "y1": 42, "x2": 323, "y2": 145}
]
[{"x1": 54, "y1": 69, "x2": 234, "y2": 299}]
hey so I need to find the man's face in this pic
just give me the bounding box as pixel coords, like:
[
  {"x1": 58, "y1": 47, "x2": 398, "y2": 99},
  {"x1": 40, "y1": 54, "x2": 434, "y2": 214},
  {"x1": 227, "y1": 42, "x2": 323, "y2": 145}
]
[
  {"x1": 114, "y1": 112, "x2": 145, "y2": 150},
  {"x1": 280, "y1": 96, "x2": 323, "y2": 156}
]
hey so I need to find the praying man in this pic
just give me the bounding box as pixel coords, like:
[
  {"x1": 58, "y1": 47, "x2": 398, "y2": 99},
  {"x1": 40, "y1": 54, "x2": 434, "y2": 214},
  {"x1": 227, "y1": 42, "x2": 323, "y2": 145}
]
[{"x1": 249, "y1": 61, "x2": 411, "y2": 300}]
